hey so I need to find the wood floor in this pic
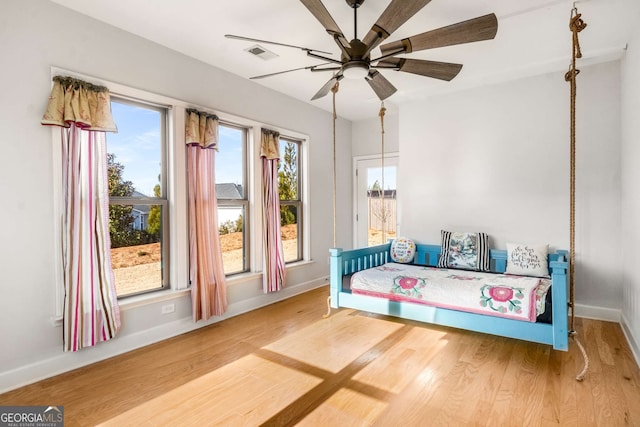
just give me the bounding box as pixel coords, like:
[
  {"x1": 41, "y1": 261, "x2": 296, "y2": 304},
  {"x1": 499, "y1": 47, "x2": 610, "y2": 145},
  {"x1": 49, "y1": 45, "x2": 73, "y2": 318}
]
[{"x1": 1, "y1": 286, "x2": 639, "y2": 426}]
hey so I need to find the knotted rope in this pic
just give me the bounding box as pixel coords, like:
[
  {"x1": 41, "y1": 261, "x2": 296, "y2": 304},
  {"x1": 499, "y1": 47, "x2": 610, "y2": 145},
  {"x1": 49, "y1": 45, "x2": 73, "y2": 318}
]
[
  {"x1": 570, "y1": 11, "x2": 587, "y2": 60},
  {"x1": 379, "y1": 102, "x2": 387, "y2": 243},
  {"x1": 564, "y1": 3, "x2": 589, "y2": 382},
  {"x1": 331, "y1": 81, "x2": 340, "y2": 249}
]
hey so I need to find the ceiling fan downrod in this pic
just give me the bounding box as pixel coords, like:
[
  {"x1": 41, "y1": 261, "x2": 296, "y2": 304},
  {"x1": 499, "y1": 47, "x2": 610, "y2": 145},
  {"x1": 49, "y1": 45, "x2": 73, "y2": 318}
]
[{"x1": 346, "y1": 0, "x2": 365, "y2": 40}]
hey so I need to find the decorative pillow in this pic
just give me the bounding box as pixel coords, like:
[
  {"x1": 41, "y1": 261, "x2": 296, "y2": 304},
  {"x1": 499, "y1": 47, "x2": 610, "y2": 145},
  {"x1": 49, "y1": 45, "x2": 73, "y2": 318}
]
[
  {"x1": 437, "y1": 230, "x2": 490, "y2": 271},
  {"x1": 390, "y1": 237, "x2": 416, "y2": 264},
  {"x1": 505, "y1": 243, "x2": 549, "y2": 277}
]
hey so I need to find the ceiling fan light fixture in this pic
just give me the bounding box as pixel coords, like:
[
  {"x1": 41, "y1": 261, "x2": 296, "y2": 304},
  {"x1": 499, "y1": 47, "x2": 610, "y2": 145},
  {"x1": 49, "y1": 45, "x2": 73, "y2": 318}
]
[{"x1": 342, "y1": 61, "x2": 370, "y2": 79}]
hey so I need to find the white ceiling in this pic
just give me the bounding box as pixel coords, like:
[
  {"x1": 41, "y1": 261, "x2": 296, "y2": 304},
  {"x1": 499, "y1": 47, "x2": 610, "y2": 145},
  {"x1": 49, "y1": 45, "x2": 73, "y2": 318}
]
[{"x1": 51, "y1": 0, "x2": 636, "y2": 121}]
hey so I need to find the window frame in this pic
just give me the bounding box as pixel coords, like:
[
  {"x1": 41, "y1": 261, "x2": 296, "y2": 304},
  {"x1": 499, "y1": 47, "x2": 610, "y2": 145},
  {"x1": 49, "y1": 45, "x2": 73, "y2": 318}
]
[
  {"x1": 107, "y1": 97, "x2": 170, "y2": 298},
  {"x1": 279, "y1": 136, "x2": 303, "y2": 264},
  {"x1": 217, "y1": 121, "x2": 250, "y2": 276}
]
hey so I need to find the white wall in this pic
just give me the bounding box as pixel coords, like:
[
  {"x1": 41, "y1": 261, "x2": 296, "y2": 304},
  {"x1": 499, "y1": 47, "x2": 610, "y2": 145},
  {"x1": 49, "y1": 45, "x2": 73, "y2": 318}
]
[
  {"x1": 399, "y1": 62, "x2": 622, "y2": 311},
  {"x1": 351, "y1": 106, "x2": 399, "y2": 158},
  {"x1": 621, "y1": 26, "x2": 640, "y2": 361},
  {"x1": 0, "y1": 0, "x2": 352, "y2": 392}
]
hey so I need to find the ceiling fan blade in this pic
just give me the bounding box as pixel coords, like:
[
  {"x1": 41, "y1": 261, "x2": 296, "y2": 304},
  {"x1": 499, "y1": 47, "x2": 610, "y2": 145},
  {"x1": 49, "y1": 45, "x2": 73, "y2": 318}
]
[
  {"x1": 225, "y1": 34, "x2": 333, "y2": 55},
  {"x1": 379, "y1": 13, "x2": 498, "y2": 56},
  {"x1": 311, "y1": 74, "x2": 344, "y2": 101},
  {"x1": 376, "y1": 58, "x2": 463, "y2": 81},
  {"x1": 250, "y1": 63, "x2": 333, "y2": 79},
  {"x1": 300, "y1": 0, "x2": 351, "y2": 51},
  {"x1": 366, "y1": 71, "x2": 397, "y2": 100},
  {"x1": 310, "y1": 66, "x2": 343, "y2": 72},
  {"x1": 361, "y1": 0, "x2": 433, "y2": 54}
]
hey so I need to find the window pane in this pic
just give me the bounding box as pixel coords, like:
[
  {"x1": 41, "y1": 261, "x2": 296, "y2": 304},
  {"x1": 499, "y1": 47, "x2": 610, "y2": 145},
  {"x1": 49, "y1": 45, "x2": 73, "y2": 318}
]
[
  {"x1": 107, "y1": 101, "x2": 162, "y2": 197},
  {"x1": 216, "y1": 125, "x2": 244, "y2": 198},
  {"x1": 110, "y1": 204, "x2": 164, "y2": 297},
  {"x1": 278, "y1": 140, "x2": 298, "y2": 201},
  {"x1": 218, "y1": 206, "x2": 245, "y2": 274},
  {"x1": 107, "y1": 98, "x2": 166, "y2": 298},
  {"x1": 281, "y1": 204, "x2": 300, "y2": 263},
  {"x1": 367, "y1": 166, "x2": 397, "y2": 246}
]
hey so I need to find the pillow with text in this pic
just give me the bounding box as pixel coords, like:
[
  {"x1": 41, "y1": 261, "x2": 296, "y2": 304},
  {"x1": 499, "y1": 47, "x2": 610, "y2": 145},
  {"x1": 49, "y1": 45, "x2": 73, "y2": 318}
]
[
  {"x1": 391, "y1": 237, "x2": 416, "y2": 264},
  {"x1": 506, "y1": 243, "x2": 549, "y2": 277}
]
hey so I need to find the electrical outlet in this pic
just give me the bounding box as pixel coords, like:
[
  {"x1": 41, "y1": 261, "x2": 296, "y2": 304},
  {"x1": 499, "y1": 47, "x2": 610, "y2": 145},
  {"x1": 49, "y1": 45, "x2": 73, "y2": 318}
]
[{"x1": 161, "y1": 303, "x2": 175, "y2": 314}]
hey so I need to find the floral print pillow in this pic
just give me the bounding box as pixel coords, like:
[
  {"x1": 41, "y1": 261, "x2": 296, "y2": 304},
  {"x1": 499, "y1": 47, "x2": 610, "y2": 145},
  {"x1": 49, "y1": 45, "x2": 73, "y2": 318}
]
[{"x1": 438, "y1": 230, "x2": 490, "y2": 271}]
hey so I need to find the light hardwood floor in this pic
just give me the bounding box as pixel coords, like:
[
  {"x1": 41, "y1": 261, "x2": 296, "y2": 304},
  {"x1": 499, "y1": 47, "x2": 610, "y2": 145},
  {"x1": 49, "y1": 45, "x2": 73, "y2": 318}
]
[{"x1": 1, "y1": 286, "x2": 639, "y2": 426}]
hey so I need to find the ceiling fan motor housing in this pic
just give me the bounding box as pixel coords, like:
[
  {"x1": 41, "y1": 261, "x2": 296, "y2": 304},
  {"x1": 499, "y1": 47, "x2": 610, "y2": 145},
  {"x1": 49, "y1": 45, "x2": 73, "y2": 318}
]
[
  {"x1": 342, "y1": 38, "x2": 371, "y2": 78},
  {"x1": 344, "y1": 38, "x2": 369, "y2": 61}
]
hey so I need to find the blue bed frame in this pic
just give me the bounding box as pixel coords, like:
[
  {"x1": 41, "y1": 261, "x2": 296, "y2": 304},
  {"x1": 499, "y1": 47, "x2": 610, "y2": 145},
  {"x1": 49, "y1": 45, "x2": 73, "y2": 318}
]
[{"x1": 329, "y1": 242, "x2": 569, "y2": 351}]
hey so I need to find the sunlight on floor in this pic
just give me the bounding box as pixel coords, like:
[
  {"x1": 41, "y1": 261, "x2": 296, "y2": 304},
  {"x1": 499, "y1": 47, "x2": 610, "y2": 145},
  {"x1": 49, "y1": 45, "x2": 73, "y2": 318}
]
[
  {"x1": 98, "y1": 353, "x2": 321, "y2": 426},
  {"x1": 352, "y1": 327, "x2": 448, "y2": 394},
  {"x1": 97, "y1": 310, "x2": 452, "y2": 426},
  {"x1": 264, "y1": 310, "x2": 403, "y2": 373},
  {"x1": 297, "y1": 387, "x2": 388, "y2": 425}
]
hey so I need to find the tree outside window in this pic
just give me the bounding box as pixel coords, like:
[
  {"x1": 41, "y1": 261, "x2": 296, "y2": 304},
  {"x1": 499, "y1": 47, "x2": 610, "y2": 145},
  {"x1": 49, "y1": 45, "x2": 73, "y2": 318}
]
[{"x1": 279, "y1": 138, "x2": 302, "y2": 263}]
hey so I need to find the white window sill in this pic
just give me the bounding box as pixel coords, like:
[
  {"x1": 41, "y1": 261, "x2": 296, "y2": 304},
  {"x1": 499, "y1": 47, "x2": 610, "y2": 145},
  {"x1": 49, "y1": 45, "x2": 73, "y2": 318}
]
[
  {"x1": 224, "y1": 259, "x2": 315, "y2": 285},
  {"x1": 118, "y1": 288, "x2": 191, "y2": 310},
  {"x1": 284, "y1": 259, "x2": 315, "y2": 271}
]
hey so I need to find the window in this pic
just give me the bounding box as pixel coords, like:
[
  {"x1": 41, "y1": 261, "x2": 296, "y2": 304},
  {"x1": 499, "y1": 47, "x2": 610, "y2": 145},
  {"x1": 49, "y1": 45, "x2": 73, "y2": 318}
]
[
  {"x1": 216, "y1": 123, "x2": 249, "y2": 275},
  {"x1": 279, "y1": 137, "x2": 302, "y2": 263},
  {"x1": 106, "y1": 98, "x2": 168, "y2": 297}
]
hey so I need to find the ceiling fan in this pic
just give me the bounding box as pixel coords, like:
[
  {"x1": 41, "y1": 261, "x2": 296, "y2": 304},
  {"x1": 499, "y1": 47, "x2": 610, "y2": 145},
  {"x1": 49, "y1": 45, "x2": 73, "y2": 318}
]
[{"x1": 226, "y1": 0, "x2": 498, "y2": 101}]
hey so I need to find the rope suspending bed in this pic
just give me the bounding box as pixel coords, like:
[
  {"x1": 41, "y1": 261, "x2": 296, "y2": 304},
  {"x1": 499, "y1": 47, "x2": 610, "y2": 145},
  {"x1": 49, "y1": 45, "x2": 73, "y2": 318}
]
[
  {"x1": 323, "y1": 80, "x2": 341, "y2": 319},
  {"x1": 565, "y1": 2, "x2": 589, "y2": 381}
]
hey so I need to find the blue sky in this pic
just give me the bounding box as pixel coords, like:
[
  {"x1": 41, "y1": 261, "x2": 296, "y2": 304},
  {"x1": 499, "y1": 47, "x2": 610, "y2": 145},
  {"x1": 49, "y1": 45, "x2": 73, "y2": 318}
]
[
  {"x1": 216, "y1": 125, "x2": 243, "y2": 186},
  {"x1": 106, "y1": 102, "x2": 392, "y2": 224},
  {"x1": 107, "y1": 101, "x2": 161, "y2": 196},
  {"x1": 107, "y1": 101, "x2": 243, "y2": 197},
  {"x1": 368, "y1": 166, "x2": 397, "y2": 190},
  {"x1": 107, "y1": 100, "x2": 394, "y2": 196}
]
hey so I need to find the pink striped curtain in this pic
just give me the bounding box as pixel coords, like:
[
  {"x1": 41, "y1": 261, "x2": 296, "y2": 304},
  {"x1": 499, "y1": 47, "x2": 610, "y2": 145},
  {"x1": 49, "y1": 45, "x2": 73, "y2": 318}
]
[
  {"x1": 186, "y1": 110, "x2": 227, "y2": 321},
  {"x1": 42, "y1": 76, "x2": 121, "y2": 351},
  {"x1": 260, "y1": 129, "x2": 286, "y2": 293}
]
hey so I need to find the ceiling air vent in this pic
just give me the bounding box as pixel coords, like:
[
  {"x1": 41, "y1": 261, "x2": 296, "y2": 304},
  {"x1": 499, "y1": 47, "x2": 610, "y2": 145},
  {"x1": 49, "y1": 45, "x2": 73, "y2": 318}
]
[{"x1": 245, "y1": 44, "x2": 278, "y2": 61}]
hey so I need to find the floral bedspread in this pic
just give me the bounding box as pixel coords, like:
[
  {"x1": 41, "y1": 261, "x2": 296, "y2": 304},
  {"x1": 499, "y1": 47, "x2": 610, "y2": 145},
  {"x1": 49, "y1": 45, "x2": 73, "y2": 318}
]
[{"x1": 350, "y1": 263, "x2": 551, "y2": 322}]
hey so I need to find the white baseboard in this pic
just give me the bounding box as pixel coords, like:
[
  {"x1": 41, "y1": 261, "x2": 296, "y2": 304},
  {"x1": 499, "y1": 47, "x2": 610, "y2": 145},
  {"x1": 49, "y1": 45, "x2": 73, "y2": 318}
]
[
  {"x1": 621, "y1": 313, "x2": 640, "y2": 369},
  {"x1": 0, "y1": 277, "x2": 328, "y2": 394},
  {"x1": 574, "y1": 303, "x2": 621, "y2": 322},
  {"x1": 575, "y1": 305, "x2": 640, "y2": 369}
]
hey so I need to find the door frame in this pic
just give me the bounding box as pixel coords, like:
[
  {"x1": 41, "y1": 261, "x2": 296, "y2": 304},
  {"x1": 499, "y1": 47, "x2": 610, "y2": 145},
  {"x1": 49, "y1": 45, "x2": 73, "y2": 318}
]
[{"x1": 352, "y1": 152, "x2": 400, "y2": 248}]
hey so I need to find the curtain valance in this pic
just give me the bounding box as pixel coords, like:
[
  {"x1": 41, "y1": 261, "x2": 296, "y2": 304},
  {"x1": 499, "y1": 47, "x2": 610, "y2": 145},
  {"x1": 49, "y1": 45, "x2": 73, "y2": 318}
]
[
  {"x1": 260, "y1": 128, "x2": 280, "y2": 160},
  {"x1": 186, "y1": 109, "x2": 219, "y2": 149},
  {"x1": 41, "y1": 76, "x2": 117, "y2": 132}
]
